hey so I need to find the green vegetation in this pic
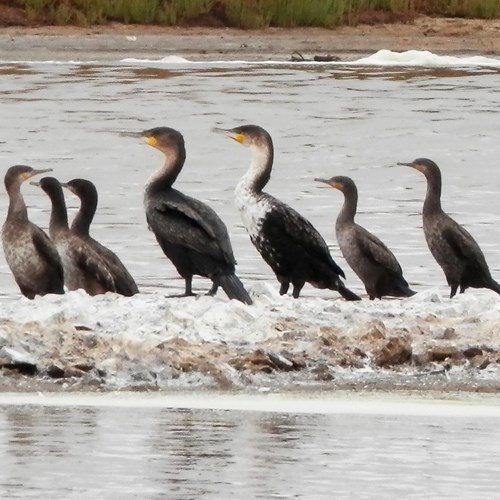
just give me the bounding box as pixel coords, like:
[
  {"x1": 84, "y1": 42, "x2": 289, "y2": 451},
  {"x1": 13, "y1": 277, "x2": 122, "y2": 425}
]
[{"x1": 12, "y1": 0, "x2": 500, "y2": 28}]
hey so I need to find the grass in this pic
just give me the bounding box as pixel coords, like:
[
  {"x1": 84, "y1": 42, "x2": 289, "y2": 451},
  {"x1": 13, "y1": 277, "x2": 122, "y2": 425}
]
[{"x1": 13, "y1": 0, "x2": 500, "y2": 28}]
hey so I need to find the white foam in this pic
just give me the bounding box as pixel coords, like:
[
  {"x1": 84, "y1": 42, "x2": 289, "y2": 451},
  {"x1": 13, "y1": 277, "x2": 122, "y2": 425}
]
[
  {"x1": 353, "y1": 49, "x2": 500, "y2": 67},
  {"x1": 119, "y1": 49, "x2": 500, "y2": 68}
]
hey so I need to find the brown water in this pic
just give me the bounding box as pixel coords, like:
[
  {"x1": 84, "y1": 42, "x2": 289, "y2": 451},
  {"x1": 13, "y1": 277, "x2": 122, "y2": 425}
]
[
  {"x1": 0, "y1": 393, "x2": 500, "y2": 499},
  {"x1": 1, "y1": 61, "x2": 500, "y2": 297}
]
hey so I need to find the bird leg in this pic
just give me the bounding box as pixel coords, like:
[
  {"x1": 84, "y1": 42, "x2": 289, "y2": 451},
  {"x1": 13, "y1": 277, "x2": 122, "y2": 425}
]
[
  {"x1": 184, "y1": 277, "x2": 196, "y2": 297},
  {"x1": 449, "y1": 284, "x2": 458, "y2": 298},
  {"x1": 279, "y1": 280, "x2": 290, "y2": 296},
  {"x1": 208, "y1": 283, "x2": 218, "y2": 296},
  {"x1": 292, "y1": 281, "x2": 305, "y2": 298}
]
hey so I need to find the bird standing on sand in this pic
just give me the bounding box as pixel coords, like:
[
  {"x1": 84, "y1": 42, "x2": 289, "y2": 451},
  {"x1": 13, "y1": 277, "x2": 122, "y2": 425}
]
[
  {"x1": 399, "y1": 158, "x2": 500, "y2": 298},
  {"x1": 2, "y1": 165, "x2": 64, "y2": 299},
  {"x1": 315, "y1": 175, "x2": 415, "y2": 299},
  {"x1": 141, "y1": 126, "x2": 252, "y2": 304},
  {"x1": 33, "y1": 176, "x2": 117, "y2": 296},
  {"x1": 62, "y1": 178, "x2": 139, "y2": 296},
  {"x1": 216, "y1": 124, "x2": 360, "y2": 300}
]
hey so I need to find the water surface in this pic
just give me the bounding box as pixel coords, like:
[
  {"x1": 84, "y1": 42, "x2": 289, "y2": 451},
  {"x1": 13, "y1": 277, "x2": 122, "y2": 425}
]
[
  {"x1": 1, "y1": 60, "x2": 500, "y2": 297},
  {"x1": 0, "y1": 393, "x2": 499, "y2": 499}
]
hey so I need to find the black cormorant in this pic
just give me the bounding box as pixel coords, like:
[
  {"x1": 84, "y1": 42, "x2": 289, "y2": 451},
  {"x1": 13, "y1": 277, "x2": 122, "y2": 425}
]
[
  {"x1": 216, "y1": 124, "x2": 360, "y2": 300},
  {"x1": 62, "y1": 178, "x2": 139, "y2": 297},
  {"x1": 141, "y1": 126, "x2": 252, "y2": 305},
  {"x1": 399, "y1": 158, "x2": 500, "y2": 298},
  {"x1": 315, "y1": 175, "x2": 415, "y2": 299},
  {"x1": 2, "y1": 165, "x2": 64, "y2": 299},
  {"x1": 32, "y1": 176, "x2": 117, "y2": 296}
]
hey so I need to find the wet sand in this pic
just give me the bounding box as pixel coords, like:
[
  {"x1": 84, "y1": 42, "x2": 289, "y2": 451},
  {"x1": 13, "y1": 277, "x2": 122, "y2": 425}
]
[{"x1": 1, "y1": 17, "x2": 500, "y2": 61}]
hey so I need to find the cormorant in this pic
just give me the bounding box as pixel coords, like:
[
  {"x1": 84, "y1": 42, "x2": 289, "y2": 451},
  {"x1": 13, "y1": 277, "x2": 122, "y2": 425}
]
[
  {"x1": 141, "y1": 126, "x2": 252, "y2": 305},
  {"x1": 2, "y1": 165, "x2": 64, "y2": 299},
  {"x1": 61, "y1": 178, "x2": 139, "y2": 296},
  {"x1": 399, "y1": 158, "x2": 500, "y2": 298},
  {"x1": 32, "y1": 176, "x2": 117, "y2": 296},
  {"x1": 315, "y1": 175, "x2": 415, "y2": 299},
  {"x1": 216, "y1": 124, "x2": 360, "y2": 300}
]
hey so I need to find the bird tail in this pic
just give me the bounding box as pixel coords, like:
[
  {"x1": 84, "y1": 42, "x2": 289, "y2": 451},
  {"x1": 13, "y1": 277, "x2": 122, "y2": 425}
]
[
  {"x1": 487, "y1": 278, "x2": 500, "y2": 296},
  {"x1": 395, "y1": 279, "x2": 417, "y2": 298},
  {"x1": 217, "y1": 274, "x2": 253, "y2": 305},
  {"x1": 336, "y1": 280, "x2": 361, "y2": 301}
]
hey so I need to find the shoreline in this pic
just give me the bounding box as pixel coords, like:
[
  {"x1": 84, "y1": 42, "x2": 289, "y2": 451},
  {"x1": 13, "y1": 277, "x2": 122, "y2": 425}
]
[{"x1": 1, "y1": 17, "x2": 500, "y2": 61}]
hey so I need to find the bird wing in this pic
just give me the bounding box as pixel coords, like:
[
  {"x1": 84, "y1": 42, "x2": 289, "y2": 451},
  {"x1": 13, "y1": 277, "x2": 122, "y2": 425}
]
[
  {"x1": 32, "y1": 226, "x2": 64, "y2": 279},
  {"x1": 148, "y1": 190, "x2": 236, "y2": 265},
  {"x1": 264, "y1": 200, "x2": 345, "y2": 278},
  {"x1": 74, "y1": 244, "x2": 117, "y2": 292},
  {"x1": 356, "y1": 226, "x2": 403, "y2": 276},
  {"x1": 442, "y1": 221, "x2": 489, "y2": 269}
]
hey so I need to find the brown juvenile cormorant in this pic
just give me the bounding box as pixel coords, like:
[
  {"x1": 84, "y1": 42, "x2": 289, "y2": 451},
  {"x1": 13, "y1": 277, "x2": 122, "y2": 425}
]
[
  {"x1": 61, "y1": 178, "x2": 139, "y2": 297},
  {"x1": 32, "y1": 176, "x2": 117, "y2": 296},
  {"x1": 215, "y1": 124, "x2": 360, "y2": 300},
  {"x1": 315, "y1": 175, "x2": 415, "y2": 300},
  {"x1": 141, "y1": 126, "x2": 252, "y2": 305},
  {"x1": 399, "y1": 158, "x2": 500, "y2": 298},
  {"x1": 2, "y1": 165, "x2": 64, "y2": 299}
]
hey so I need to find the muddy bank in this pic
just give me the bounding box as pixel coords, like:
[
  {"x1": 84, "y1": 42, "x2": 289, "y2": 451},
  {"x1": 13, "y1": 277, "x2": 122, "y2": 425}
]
[
  {"x1": 1, "y1": 17, "x2": 500, "y2": 61},
  {"x1": 1, "y1": 289, "x2": 500, "y2": 394}
]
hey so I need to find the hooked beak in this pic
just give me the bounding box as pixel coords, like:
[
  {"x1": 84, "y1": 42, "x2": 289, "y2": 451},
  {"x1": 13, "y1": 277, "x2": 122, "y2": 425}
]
[
  {"x1": 23, "y1": 167, "x2": 52, "y2": 182},
  {"x1": 212, "y1": 127, "x2": 245, "y2": 144},
  {"x1": 314, "y1": 178, "x2": 331, "y2": 185}
]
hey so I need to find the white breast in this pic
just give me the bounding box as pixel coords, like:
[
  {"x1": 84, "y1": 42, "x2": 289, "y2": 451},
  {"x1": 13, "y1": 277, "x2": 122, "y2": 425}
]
[{"x1": 235, "y1": 180, "x2": 271, "y2": 241}]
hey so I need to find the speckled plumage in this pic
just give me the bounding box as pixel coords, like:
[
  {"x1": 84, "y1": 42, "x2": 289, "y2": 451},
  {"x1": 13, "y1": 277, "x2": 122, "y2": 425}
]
[
  {"x1": 317, "y1": 175, "x2": 415, "y2": 300},
  {"x1": 63, "y1": 178, "x2": 139, "y2": 297},
  {"x1": 2, "y1": 165, "x2": 64, "y2": 299},
  {"x1": 36, "y1": 177, "x2": 117, "y2": 296},
  {"x1": 142, "y1": 126, "x2": 252, "y2": 304},
  {"x1": 225, "y1": 124, "x2": 360, "y2": 300},
  {"x1": 400, "y1": 158, "x2": 500, "y2": 298}
]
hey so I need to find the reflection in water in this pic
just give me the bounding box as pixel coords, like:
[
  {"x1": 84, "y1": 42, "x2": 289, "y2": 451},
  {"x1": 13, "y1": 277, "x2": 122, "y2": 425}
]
[{"x1": 0, "y1": 403, "x2": 499, "y2": 499}]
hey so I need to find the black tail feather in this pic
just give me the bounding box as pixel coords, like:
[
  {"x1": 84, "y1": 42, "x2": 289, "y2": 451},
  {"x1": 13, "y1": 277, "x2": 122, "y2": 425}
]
[
  {"x1": 487, "y1": 278, "x2": 500, "y2": 296},
  {"x1": 216, "y1": 274, "x2": 253, "y2": 305},
  {"x1": 336, "y1": 281, "x2": 361, "y2": 301}
]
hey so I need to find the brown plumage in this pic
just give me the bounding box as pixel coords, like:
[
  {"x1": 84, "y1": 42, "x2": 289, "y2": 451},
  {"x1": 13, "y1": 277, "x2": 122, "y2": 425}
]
[
  {"x1": 2, "y1": 165, "x2": 64, "y2": 299},
  {"x1": 399, "y1": 158, "x2": 500, "y2": 298},
  {"x1": 33, "y1": 176, "x2": 117, "y2": 296},
  {"x1": 316, "y1": 175, "x2": 415, "y2": 299}
]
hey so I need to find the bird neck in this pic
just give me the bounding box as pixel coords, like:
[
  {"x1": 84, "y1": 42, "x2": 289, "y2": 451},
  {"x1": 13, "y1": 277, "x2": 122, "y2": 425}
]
[
  {"x1": 46, "y1": 188, "x2": 69, "y2": 234},
  {"x1": 146, "y1": 146, "x2": 186, "y2": 192},
  {"x1": 71, "y1": 196, "x2": 96, "y2": 237},
  {"x1": 337, "y1": 189, "x2": 357, "y2": 225},
  {"x1": 6, "y1": 183, "x2": 28, "y2": 222},
  {"x1": 237, "y1": 143, "x2": 273, "y2": 194},
  {"x1": 423, "y1": 170, "x2": 442, "y2": 214}
]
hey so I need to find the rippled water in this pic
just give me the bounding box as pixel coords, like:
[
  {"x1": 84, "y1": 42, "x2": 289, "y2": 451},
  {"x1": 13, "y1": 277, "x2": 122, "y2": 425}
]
[
  {"x1": 1, "y1": 61, "x2": 500, "y2": 297},
  {"x1": 0, "y1": 393, "x2": 499, "y2": 499}
]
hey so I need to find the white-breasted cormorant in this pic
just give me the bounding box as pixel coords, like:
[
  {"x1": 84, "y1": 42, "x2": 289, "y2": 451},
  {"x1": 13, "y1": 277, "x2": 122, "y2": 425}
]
[
  {"x1": 316, "y1": 175, "x2": 415, "y2": 299},
  {"x1": 399, "y1": 158, "x2": 500, "y2": 298},
  {"x1": 62, "y1": 178, "x2": 139, "y2": 297},
  {"x1": 141, "y1": 126, "x2": 252, "y2": 304},
  {"x1": 32, "y1": 176, "x2": 117, "y2": 296},
  {"x1": 216, "y1": 124, "x2": 360, "y2": 300},
  {"x1": 2, "y1": 165, "x2": 64, "y2": 299}
]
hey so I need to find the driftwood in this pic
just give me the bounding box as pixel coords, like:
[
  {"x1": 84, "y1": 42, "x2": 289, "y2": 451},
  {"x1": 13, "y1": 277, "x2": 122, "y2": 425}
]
[{"x1": 291, "y1": 51, "x2": 341, "y2": 62}]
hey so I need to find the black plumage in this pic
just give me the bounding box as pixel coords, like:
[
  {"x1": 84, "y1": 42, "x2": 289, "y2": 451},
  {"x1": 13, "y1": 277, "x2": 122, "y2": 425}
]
[
  {"x1": 316, "y1": 175, "x2": 415, "y2": 299},
  {"x1": 141, "y1": 126, "x2": 252, "y2": 304},
  {"x1": 2, "y1": 165, "x2": 64, "y2": 299},
  {"x1": 33, "y1": 176, "x2": 117, "y2": 296},
  {"x1": 62, "y1": 178, "x2": 139, "y2": 297},
  {"x1": 217, "y1": 124, "x2": 360, "y2": 300},
  {"x1": 399, "y1": 158, "x2": 500, "y2": 298}
]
